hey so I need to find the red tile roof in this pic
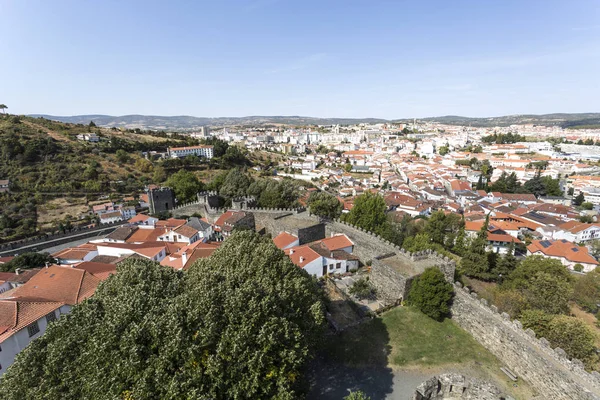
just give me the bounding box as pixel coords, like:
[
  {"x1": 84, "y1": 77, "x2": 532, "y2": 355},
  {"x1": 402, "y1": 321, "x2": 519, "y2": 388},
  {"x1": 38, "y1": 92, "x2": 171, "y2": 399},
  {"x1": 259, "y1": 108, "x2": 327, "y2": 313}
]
[
  {"x1": 528, "y1": 240, "x2": 598, "y2": 265},
  {"x1": 273, "y1": 232, "x2": 299, "y2": 249},
  {"x1": 319, "y1": 235, "x2": 354, "y2": 251},
  {"x1": 11, "y1": 266, "x2": 100, "y2": 305},
  {"x1": 284, "y1": 246, "x2": 321, "y2": 267}
]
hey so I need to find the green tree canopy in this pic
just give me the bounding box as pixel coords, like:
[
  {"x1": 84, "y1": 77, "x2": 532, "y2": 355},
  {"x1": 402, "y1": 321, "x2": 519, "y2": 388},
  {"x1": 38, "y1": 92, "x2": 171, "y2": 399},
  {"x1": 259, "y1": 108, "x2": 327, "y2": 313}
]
[
  {"x1": 572, "y1": 269, "x2": 600, "y2": 314},
  {"x1": 341, "y1": 192, "x2": 388, "y2": 235},
  {"x1": 308, "y1": 191, "x2": 342, "y2": 219},
  {"x1": 574, "y1": 192, "x2": 585, "y2": 206},
  {"x1": 407, "y1": 267, "x2": 454, "y2": 321},
  {"x1": 0, "y1": 232, "x2": 325, "y2": 399},
  {"x1": 165, "y1": 169, "x2": 205, "y2": 203},
  {"x1": 219, "y1": 168, "x2": 252, "y2": 198},
  {"x1": 0, "y1": 252, "x2": 55, "y2": 272},
  {"x1": 504, "y1": 255, "x2": 573, "y2": 315},
  {"x1": 521, "y1": 310, "x2": 597, "y2": 368},
  {"x1": 115, "y1": 149, "x2": 130, "y2": 164}
]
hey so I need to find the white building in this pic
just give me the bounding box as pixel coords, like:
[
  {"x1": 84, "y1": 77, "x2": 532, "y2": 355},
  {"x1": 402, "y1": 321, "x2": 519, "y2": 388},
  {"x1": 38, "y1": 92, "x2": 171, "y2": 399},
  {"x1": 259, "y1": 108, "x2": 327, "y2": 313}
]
[
  {"x1": 168, "y1": 145, "x2": 214, "y2": 159},
  {"x1": 0, "y1": 266, "x2": 100, "y2": 375}
]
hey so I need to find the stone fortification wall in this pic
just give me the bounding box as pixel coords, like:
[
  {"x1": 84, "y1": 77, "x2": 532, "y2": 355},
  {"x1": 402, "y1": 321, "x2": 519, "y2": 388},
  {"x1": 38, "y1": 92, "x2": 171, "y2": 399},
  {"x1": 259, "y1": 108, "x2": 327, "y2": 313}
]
[
  {"x1": 451, "y1": 283, "x2": 600, "y2": 400},
  {"x1": 369, "y1": 258, "x2": 411, "y2": 305},
  {"x1": 249, "y1": 212, "x2": 456, "y2": 304},
  {"x1": 0, "y1": 221, "x2": 125, "y2": 257}
]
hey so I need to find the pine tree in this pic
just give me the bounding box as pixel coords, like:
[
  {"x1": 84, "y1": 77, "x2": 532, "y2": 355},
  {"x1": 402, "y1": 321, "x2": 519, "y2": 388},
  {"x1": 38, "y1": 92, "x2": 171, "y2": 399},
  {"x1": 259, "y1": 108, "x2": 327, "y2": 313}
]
[
  {"x1": 573, "y1": 192, "x2": 585, "y2": 206},
  {"x1": 493, "y1": 241, "x2": 519, "y2": 280},
  {"x1": 461, "y1": 216, "x2": 490, "y2": 279},
  {"x1": 476, "y1": 174, "x2": 484, "y2": 190},
  {"x1": 453, "y1": 224, "x2": 467, "y2": 256}
]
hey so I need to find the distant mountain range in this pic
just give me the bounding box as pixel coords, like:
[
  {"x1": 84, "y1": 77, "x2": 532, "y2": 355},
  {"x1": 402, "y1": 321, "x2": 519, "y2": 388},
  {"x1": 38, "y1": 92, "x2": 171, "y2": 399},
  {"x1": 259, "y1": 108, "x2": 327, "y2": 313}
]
[{"x1": 29, "y1": 113, "x2": 600, "y2": 130}]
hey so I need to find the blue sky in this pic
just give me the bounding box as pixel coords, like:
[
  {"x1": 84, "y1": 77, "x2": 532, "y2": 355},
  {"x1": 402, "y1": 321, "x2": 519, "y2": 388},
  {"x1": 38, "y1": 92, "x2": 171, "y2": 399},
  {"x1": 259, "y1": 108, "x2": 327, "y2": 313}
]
[{"x1": 1, "y1": 0, "x2": 599, "y2": 118}]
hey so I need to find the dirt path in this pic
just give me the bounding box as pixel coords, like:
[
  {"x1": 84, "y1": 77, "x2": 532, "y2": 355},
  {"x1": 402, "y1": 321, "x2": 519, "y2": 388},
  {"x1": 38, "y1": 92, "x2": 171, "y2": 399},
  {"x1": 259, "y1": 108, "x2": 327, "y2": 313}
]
[{"x1": 22, "y1": 120, "x2": 70, "y2": 142}]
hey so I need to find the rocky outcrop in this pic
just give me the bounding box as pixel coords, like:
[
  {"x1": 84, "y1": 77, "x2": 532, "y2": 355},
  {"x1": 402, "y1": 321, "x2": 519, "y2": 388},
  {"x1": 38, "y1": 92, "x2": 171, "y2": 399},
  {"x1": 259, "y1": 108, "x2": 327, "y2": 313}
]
[{"x1": 413, "y1": 374, "x2": 509, "y2": 400}]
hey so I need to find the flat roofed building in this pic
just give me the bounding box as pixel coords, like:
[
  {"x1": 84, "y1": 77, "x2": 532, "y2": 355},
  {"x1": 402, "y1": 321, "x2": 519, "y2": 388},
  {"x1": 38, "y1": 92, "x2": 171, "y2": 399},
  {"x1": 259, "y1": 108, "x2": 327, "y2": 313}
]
[{"x1": 168, "y1": 145, "x2": 214, "y2": 159}]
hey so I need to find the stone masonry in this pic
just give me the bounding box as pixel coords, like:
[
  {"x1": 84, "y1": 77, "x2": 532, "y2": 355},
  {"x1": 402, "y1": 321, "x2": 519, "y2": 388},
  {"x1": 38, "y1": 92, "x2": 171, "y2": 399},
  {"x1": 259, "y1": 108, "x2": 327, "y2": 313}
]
[
  {"x1": 171, "y1": 204, "x2": 600, "y2": 399},
  {"x1": 452, "y1": 283, "x2": 600, "y2": 400},
  {"x1": 412, "y1": 374, "x2": 509, "y2": 400}
]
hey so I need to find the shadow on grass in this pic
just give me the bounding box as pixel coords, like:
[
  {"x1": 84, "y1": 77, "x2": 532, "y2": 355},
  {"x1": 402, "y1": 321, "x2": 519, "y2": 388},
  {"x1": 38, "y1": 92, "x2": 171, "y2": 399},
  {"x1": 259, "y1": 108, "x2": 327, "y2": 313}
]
[{"x1": 308, "y1": 318, "x2": 394, "y2": 399}]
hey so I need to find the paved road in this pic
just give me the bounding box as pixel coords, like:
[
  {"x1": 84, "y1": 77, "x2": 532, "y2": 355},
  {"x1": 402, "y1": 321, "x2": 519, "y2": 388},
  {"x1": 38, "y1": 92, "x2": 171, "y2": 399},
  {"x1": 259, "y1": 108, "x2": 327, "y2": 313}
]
[
  {"x1": 0, "y1": 224, "x2": 125, "y2": 256},
  {"x1": 308, "y1": 361, "x2": 430, "y2": 400}
]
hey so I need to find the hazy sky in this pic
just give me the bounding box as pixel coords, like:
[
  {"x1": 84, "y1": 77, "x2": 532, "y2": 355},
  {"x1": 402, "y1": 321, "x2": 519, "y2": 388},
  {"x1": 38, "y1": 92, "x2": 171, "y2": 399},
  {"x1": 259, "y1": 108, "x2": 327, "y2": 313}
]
[{"x1": 1, "y1": 0, "x2": 599, "y2": 118}]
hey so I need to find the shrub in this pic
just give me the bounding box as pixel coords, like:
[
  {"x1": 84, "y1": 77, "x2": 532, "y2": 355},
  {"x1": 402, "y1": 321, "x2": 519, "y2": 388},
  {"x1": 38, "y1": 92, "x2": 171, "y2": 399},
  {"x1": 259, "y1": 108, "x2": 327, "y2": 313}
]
[
  {"x1": 493, "y1": 289, "x2": 528, "y2": 318},
  {"x1": 574, "y1": 263, "x2": 584, "y2": 272},
  {"x1": 345, "y1": 390, "x2": 371, "y2": 400},
  {"x1": 349, "y1": 278, "x2": 376, "y2": 300},
  {"x1": 521, "y1": 310, "x2": 598, "y2": 368},
  {"x1": 407, "y1": 267, "x2": 454, "y2": 321}
]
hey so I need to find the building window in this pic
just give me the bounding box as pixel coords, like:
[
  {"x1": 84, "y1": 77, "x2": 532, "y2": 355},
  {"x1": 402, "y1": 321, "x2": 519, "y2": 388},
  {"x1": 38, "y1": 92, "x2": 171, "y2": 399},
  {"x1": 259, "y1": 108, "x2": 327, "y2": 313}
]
[
  {"x1": 329, "y1": 264, "x2": 334, "y2": 270},
  {"x1": 46, "y1": 311, "x2": 57, "y2": 324},
  {"x1": 336, "y1": 263, "x2": 341, "y2": 269},
  {"x1": 27, "y1": 321, "x2": 40, "y2": 337}
]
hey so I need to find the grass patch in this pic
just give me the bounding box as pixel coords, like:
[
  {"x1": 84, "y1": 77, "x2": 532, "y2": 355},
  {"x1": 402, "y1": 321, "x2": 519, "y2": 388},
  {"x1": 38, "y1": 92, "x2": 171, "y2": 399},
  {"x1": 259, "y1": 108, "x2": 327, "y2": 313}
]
[
  {"x1": 325, "y1": 306, "x2": 498, "y2": 368},
  {"x1": 384, "y1": 307, "x2": 497, "y2": 367},
  {"x1": 321, "y1": 306, "x2": 536, "y2": 399}
]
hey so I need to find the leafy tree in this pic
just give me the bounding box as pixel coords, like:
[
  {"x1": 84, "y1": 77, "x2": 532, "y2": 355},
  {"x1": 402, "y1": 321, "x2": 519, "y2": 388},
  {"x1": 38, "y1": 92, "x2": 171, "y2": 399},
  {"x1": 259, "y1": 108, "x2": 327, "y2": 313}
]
[
  {"x1": 1, "y1": 232, "x2": 325, "y2": 399},
  {"x1": 425, "y1": 210, "x2": 448, "y2": 246},
  {"x1": 568, "y1": 187, "x2": 575, "y2": 196},
  {"x1": 407, "y1": 267, "x2": 453, "y2": 321},
  {"x1": 574, "y1": 192, "x2": 585, "y2": 206},
  {"x1": 134, "y1": 158, "x2": 153, "y2": 173},
  {"x1": 521, "y1": 311, "x2": 597, "y2": 368},
  {"x1": 402, "y1": 233, "x2": 434, "y2": 252},
  {"x1": 115, "y1": 149, "x2": 130, "y2": 164},
  {"x1": 523, "y1": 171, "x2": 546, "y2": 197},
  {"x1": 493, "y1": 289, "x2": 528, "y2": 318},
  {"x1": 0, "y1": 252, "x2": 55, "y2": 272},
  {"x1": 579, "y1": 215, "x2": 594, "y2": 223},
  {"x1": 572, "y1": 269, "x2": 600, "y2": 314},
  {"x1": 504, "y1": 256, "x2": 572, "y2": 315},
  {"x1": 222, "y1": 145, "x2": 250, "y2": 166},
  {"x1": 541, "y1": 176, "x2": 563, "y2": 197},
  {"x1": 581, "y1": 202, "x2": 594, "y2": 210},
  {"x1": 424, "y1": 211, "x2": 462, "y2": 248},
  {"x1": 220, "y1": 168, "x2": 252, "y2": 198},
  {"x1": 200, "y1": 137, "x2": 229, "y2": 157},
  {"x1": 207, "y1": 170, "x2": 229, "y2": 192},
  {"x1": 152, "y1": 165, "x2": 167, "y2": 183},
  {"x1": 257, "y1": 179, "x2": 300, "y2": 208},
  {"x1": 590, "y1": 239, "x2": 600, "y2": 260},
  {"x1": 0, "y1": 104, "x2": 7, "y2": 113},
  {"x1": 165, "y1": 169, "x2": 205, "y2": 203},
  {"x1": 344, "y1": 163, "x2": 352, "y2": 172},
  {"x1": 307, "y1": 191, "x2": 342, "y2": 219},
  {"x1": 438, "y1": 146, "x2": 449, "y2": 156},
  {"x1": 181, "y1": 231, "x2": 326, "y2": 398},
  {"x1": 341, "y1": 192, "x2": 388, "y2": 236}
]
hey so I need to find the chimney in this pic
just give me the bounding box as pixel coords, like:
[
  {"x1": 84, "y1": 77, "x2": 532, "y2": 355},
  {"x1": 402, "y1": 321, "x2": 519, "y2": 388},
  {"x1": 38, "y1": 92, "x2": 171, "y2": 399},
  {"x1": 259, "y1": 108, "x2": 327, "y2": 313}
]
[
  {"x1": 15, "y1": 268, "x2": 21, "y2": 275},
  {"x1": 289, "y1": 249, "x2": 294, "y2": 255},
  {"x1": 181, "y1": 251, "x2": 188, "y2": 266},
  {"x1": 300, "y1": 256, "x2": 305, "y2": 263}
]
